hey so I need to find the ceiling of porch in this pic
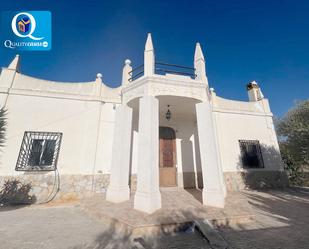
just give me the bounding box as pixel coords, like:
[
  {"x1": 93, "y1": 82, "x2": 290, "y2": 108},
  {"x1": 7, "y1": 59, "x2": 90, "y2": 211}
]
[{"x1": 128, "y1": 95, "x2": 201, "y2": 122}]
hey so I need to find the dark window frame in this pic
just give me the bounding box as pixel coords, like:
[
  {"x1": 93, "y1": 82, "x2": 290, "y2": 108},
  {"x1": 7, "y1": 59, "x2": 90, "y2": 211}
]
[
  {"x1": 15, "y1": 131, "x2": 62, "y2": 171},
  {"x1": 239, "y1": 140, "x2": 264, "y2": 169}
]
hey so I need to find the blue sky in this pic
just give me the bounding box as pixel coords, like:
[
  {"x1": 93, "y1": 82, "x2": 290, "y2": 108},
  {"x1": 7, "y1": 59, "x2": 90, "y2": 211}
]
[{"x1": 0, "y1": 0, "x2": 308, "y2": 117}]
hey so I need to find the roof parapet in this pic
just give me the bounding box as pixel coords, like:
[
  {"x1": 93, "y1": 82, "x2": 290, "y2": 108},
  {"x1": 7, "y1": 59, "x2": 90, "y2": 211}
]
[{"x1": 8, "y1": 54, "x2": 20, "y2": 72}]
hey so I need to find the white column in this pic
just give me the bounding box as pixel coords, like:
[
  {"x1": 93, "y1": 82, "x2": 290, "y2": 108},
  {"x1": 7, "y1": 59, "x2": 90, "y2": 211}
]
[
  {"x1": 134, "y1": 96, "x2": 161, "y2": 213},
  {"x1": 196, "y1": 102, "x2": 225, "y2": 208},
  {"x1": 106, "y1": 104, "x2": 132, "y2": 203}
]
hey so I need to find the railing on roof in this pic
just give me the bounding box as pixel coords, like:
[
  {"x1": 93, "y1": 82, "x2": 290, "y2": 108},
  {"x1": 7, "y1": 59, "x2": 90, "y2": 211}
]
[
  {"x1": 128, "y1": 62, "x2": 196, "y2": 82},
  {"x1": 155, "y1": 62, "x2": 196, "y2": 79},
  {"x1": 128, "y1": 64, "x2": 144, "y2": 82}
]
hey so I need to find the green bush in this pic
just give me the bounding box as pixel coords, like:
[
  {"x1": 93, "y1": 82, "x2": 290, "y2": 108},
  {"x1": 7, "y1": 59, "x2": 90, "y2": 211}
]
[{"x1": 276, "y1": 100, "x2": 309, "y2": 186}]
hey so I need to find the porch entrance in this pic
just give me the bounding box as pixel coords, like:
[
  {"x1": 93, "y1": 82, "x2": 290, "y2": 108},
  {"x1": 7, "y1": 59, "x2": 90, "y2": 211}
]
[{"x1": 159, "y1": 126, "x2": 177, "y2": 187}]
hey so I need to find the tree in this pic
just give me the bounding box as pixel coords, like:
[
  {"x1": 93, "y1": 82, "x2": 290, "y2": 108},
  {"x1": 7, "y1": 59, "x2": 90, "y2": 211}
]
[{"x1": 276, "y1": 100, "x2": 309, "y2": 185}]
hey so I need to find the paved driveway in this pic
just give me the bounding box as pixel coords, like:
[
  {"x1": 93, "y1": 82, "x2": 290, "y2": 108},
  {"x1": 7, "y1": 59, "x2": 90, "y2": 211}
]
[
  {"x1": 0, "y1": 204, "x2": 212, "y2": 249},
  {"x1": 0, "y1": 205, "x2": 112, "y2": 249},
  {"x1": 0, "y1": 188, "x2": 308, "y2": 249}
]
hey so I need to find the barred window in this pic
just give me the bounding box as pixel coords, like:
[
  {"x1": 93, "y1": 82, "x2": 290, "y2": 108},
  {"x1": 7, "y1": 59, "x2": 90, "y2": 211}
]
[
  {"x1": 16, "y1": 131, "x2": 62, "y2": 171},
  {"x1": 239, "y1": 140, "x2": 264, "y2": 168}
]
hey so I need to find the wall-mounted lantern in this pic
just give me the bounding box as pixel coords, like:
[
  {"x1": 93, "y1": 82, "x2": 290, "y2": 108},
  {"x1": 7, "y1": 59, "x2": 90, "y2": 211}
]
[{"x1": 165, "y1": 105, "x2": 172, "y2": 121}]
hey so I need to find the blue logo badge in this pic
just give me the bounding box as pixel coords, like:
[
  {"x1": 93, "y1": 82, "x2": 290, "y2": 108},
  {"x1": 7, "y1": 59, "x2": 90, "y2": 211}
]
[{"x1": 1, "y1": 11, "x2": 51, "y2": 51}]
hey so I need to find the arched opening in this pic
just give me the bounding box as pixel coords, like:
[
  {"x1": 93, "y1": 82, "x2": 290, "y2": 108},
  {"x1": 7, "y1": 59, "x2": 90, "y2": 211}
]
[
  {"x1": 157, "y1": 96, "x2": 203, "y2": 190},
  {"x1": 127, "y1": 95, "x2": 204, "y2": 191}
]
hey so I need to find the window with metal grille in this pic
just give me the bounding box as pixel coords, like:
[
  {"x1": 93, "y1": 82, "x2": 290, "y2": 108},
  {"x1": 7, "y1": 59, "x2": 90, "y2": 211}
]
[
  {"x1": 239, "y1": 140, "x2": 264, "y2": 168},
  {"x1": 16, "y1": 131, "x2": 62, "y2": 171}
]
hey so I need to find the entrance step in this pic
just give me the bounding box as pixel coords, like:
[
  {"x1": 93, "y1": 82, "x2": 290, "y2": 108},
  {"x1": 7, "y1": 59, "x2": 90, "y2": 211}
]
[
  {"x1": 132, "y1": 220, "x2": 229, "y2": 249},
  {"x1": 81, "y1": 188, "x2": 254, "y2": 238}
]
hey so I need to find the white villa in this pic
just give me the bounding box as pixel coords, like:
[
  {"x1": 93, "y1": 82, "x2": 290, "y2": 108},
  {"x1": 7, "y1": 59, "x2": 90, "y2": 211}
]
[{"x1": 0, "y1": 34, "x2": 287, "y2": 213}]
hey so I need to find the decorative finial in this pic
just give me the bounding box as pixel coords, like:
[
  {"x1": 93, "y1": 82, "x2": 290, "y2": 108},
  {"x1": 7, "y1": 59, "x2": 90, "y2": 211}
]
[
  {"x1": 96, "y1": 73, "x2": 102, "y2": 79},
  {"x1": 145, "y1": 33, "x2": 154, "y2": 51},
  {"x1": 194, "y1": 42, "x2": 207, "y2": 84},
  {"x1": 122, "y1": 59, "x2": 132, "y2": 85},
  {"x1": 194, "y1": 42, "x2": 205, "y2": 62},
  {"x1": 144, "y1": 33, "x2": 155, "y2": 76},
  {"x1": 125, "y1": 59, "x2": 131, "y2": 65}
]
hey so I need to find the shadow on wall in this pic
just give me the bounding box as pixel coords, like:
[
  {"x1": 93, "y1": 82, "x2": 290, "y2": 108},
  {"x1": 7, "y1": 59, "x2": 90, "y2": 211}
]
[
  {"x1": 235, "y1": 144, "x2": 289, "y2": 190},
  {"x1": 180, "y1": 129, "x2": 203, "y2": 189},
  {"x1": 0, "y1": 179, "x2": 36, "y2": 208},
  {"x1": 181, "y1": 138, "x2": 195, "y2": 187},
  {"x1": 193, "y1": 129, "x2": 203, "y2": 189}
]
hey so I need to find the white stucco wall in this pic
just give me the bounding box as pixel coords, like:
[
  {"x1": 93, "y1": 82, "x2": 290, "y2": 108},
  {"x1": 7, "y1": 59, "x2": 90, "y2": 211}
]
[
  {"x1": 0, "y1": 57, "x2": 283, "y2": 181},
  {"x1": 94, "y1": 102, "x2": 119, "y2": 174},
  {"x1": 213, "y1": 96, "x2": 283, "y2": 172},
  {"x1": 0, "y1": 94, "x2": 119, "y2": 176},
  {"x1": 0, "y1": 67, "x2": 121, "y2": 176}
]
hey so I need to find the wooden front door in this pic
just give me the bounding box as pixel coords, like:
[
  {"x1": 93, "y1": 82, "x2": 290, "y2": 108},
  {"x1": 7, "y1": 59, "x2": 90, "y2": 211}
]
[{"x1": 159, "y1": 127, "x2": 177, "y2": 187}]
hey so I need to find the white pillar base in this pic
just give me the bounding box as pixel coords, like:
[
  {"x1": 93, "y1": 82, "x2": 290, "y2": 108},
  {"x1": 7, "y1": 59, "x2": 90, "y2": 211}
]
[
  {"x1": 106, "y1": 185, "x2": 130, "y2": 203},
  {"x1": 202, "y1": 189, "x2": 225, "y2": 208},
  {"x1": 134, "y1": 191, "x2": 161, "y2": 213}
]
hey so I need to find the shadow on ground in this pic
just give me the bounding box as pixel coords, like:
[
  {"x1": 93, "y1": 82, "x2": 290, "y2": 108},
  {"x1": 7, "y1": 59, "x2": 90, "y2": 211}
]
[
  {"x1": 218, "y1": 188, "x2": 309, "y2": 249},
  {"x1": 70, "y1": 220, "x2": 140, "y2": 249},
  {"x1": 0, "y1": 179, "x2": 36, "y2": 211},
  {"x1": 72, "y1": 188, "x2": 309, "y2": 249},
  {"x1": 70, "y1": 219, "x2": 211, "y2": 249}
]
